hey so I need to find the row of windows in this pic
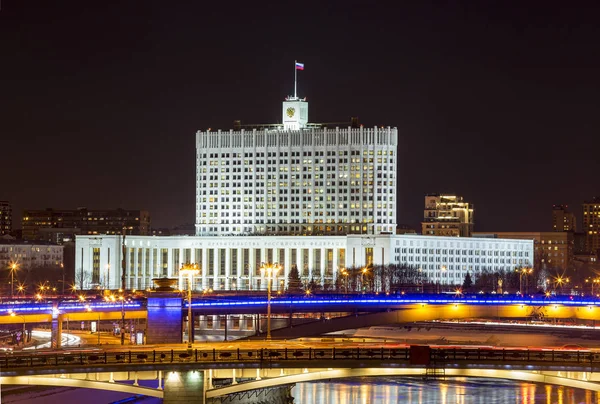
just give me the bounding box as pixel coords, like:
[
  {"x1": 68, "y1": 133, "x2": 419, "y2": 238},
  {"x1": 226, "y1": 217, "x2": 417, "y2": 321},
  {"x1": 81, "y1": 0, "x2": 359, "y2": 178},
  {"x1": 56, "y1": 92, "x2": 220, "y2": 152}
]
[
  {"x1": 202, "y1": 150, "x2": 395, "y2": 159},
  {"x1": 397, "y1": 248, "x2": 528, "y2": 257},
  {"x1": 397, "y1": 240, "x2": 527, "y2": 250}
]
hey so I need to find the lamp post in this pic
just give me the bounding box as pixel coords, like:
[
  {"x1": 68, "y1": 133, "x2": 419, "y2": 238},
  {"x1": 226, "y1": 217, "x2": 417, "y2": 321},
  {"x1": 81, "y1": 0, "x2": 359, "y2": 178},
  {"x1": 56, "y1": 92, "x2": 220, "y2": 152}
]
[
  {"x1": 516, "y1": 267, "x2": 533, "y2": 295},
  {"x1": 260, "y1": 262, "x2": 281, "y2": 340},
  {"x1": 118, "y1": 291, "x2": 125, "y2": 345},
  {"x1": 361, "y1": 267, "x2": 368, "y2": 293},
  {"x1": 340, "y1": 268, "x2": 348, "y2": 293},
  {"x1": 9, "y1": 262, "x2": 18, "y2": 298},
  {"x1": 180, "y1": 263, "x2": 200, "y2": 348}
]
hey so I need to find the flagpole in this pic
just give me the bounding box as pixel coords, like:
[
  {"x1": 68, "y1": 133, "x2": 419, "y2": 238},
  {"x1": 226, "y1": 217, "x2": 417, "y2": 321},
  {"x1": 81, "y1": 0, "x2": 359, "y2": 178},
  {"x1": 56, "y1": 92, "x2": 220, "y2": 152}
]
[{"x1": 294, "y1": 60, "x2": 297, "y2": 99}]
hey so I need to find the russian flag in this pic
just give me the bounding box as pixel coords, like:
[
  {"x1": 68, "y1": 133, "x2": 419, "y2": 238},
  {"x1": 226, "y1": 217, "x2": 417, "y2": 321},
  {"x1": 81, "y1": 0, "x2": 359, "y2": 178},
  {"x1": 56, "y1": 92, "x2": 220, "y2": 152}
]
[{"x1": 295, "y1": 62, "x2": 304, "y2": 70}]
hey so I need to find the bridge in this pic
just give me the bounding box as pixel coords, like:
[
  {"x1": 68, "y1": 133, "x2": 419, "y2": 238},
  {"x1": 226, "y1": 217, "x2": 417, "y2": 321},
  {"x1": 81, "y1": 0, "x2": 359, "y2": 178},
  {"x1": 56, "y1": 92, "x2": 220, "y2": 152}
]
[
  {"x1": 1, "y1": 294, "x2": 600, "y2": 344},
  {"x1": 2, "y1": 345, "x2": 600, "y2": 403}
]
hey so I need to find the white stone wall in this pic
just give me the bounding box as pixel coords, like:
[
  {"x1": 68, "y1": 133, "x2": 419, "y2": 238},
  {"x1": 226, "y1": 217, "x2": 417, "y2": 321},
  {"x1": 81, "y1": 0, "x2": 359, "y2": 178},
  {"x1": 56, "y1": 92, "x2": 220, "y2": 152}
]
[
  {"x1": 195, "y1": 126, "x2": 398, "y2": 236},
  {"x1": 75, "y1": 234, "x2": 533, "y2": 291}
]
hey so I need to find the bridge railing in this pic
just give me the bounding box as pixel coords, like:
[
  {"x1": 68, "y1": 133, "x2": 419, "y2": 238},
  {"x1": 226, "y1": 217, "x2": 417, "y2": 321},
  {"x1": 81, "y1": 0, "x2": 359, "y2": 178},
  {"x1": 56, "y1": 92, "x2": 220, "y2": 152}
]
[{"x1": 1, "y1": 347, "x2": 599, "y2": 372}]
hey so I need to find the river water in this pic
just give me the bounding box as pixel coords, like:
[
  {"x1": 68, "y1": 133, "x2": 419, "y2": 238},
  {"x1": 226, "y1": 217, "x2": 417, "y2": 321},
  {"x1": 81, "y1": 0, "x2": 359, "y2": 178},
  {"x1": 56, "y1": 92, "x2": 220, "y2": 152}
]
[
  {"x1": 3, "y1": 377, "x2": 596, "y2": 403},
  {"x1": 291, "y1": 377, "x2": 597, "y2": 404}
]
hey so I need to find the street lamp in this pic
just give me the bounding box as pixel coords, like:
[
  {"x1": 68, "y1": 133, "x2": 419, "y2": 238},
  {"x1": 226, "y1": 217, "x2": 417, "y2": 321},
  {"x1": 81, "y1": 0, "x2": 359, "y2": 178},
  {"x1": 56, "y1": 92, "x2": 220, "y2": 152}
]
[
  {"x1": 9, "y1": 262, "x2": 18, "y2": 298},
  {"x1": 361, "y1": 267, "x2": 369, "y2": 293},
  {"x1": 586, "y1": 277, "x2": 600, "y2": 296},
  {"x1": 180, "y1": 263, "x2": 200, "y2": 348},
  {"x1": 340, "y1": 268, "x2": 348, "y2": 293},
  {"x1": 260, "y1": 262, "x2": 281, "y2": 340},
  {"x1": 516, "y1": 267, "x2": 533, "y2": 295}
]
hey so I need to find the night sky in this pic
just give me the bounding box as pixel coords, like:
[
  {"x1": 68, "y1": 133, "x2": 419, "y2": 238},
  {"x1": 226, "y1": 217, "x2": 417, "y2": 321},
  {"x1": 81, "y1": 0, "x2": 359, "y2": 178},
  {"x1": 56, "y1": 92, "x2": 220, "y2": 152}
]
[{"x1": 1, "y1": 1, "x2": 599, "y2": 232}]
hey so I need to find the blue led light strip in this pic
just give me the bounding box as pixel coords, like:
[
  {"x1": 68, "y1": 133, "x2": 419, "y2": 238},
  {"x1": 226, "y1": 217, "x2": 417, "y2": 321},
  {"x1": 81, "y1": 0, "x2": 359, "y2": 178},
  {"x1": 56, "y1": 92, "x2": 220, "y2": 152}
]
[{"x1": 187, "y1": 297, "x2": 600, "y2": 308}]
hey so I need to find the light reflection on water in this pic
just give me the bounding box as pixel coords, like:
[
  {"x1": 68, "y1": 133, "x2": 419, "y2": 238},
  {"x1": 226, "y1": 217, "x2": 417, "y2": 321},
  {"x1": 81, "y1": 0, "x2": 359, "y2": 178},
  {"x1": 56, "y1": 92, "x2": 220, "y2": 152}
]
[{"x1": 291, "y1": 377, "x2": 600, "y2": 404}]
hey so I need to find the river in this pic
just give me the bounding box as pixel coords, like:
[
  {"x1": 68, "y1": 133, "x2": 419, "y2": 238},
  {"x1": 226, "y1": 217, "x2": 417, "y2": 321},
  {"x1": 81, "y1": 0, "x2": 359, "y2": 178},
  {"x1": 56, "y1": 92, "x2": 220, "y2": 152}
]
[
  {"x1": 2, "y1": 377, "x2": 596, "y2": 403},
  {"x1": 292, "y1": 377, "x2": 596, "y2": 403}
]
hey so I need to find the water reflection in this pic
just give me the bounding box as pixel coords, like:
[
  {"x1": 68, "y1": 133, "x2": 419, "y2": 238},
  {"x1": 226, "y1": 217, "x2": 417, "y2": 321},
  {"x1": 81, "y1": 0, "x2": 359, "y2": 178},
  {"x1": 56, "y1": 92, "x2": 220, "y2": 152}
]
[{"x1": 291, "y1": 377, "x2": 599, "y2": 404}]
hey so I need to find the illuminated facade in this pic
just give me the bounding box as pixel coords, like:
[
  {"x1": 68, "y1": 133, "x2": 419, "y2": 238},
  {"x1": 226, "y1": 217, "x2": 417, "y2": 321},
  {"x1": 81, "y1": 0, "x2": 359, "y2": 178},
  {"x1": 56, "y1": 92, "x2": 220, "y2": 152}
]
[
  {"x1": 195, "y1": 98, "x2": 397, "y2": 236},
  {"x1": 75, "y1": 233, "x2": 532, "y2": 290},
  {"x1": 75, "y1": 93, "x2": 533, "y2": 291},
  {"x1": 421, "y1": 194, "x2": 474, "y2": 237},
  {"x1": 583, "y1": 197, "x2": 600, "y2": 255},
  {"x1": 0, "y1": 200, "x2": 11, "y2": 236},
  {"x1": 552, "y1": 204, "x2": 576, "y2": 232}
]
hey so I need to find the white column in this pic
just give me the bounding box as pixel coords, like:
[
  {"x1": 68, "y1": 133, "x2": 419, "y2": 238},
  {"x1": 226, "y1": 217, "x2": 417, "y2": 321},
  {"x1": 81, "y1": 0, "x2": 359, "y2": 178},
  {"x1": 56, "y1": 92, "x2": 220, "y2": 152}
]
[
  {"x1": 236, "y1": 248, "x2": 242, "y2": 290},
  {"x1": 133, "y1": 248, "x2": 139, "y2": 289},
  {"x1": 308, "y1": 248, "x2": 314, "y2": 280},
  {"x1": 260, "y1": 248, "x2": 267, "y2": 291},
  {"x1": 141, "y1": 247, "x2": 147, "y2": 290},
  {"x1": 202, "y1": 248, "x2": 208, "y2": 290},
  {"x1": 297, "y1": 248, "x2": 302, "y2": 277},
  {"x1": 167, "y1": 248, "x2": 173, "y2": 278},
  {"x1": 149, "y1": 248, "x2": 154, "y2": 282},
  {"x1": 225, "y1": 248, "x2": 231, "y2": 290},
  {"x1": 213, "y1": 248, "x2": 219, "y2": 290},
  {"x1": 332, "y1": 248, "x2": 338, "y2": 285},
  {"x1": 320, "y1": 248, "x2": 326, "y2": 286},
  {"x1": 249, "y1": 248, "x2": 255, "y2": 290},
  {"x1": 125, "y1": 247, "x2": 132, "y2": 290}
]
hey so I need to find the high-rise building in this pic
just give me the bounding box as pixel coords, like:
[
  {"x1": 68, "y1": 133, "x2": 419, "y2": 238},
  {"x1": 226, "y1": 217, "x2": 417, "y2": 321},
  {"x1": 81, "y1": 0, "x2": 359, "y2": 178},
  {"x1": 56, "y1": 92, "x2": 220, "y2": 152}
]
[
  {"x1": 22, "y1": 207, "x2": 150, "y2": 242},
  {"x1": 195, "y1": 97, "x2": 397, "y2": 236},
  {"x1": 421, "y1": 194, "x2": 474, "y2": 237},
  {"x1": 583, "y1": 197, "x2": 600, "y2": 254},
  {"x1": 76, "y1": 90, "x2": 532, "y2": 291},
  {"x1": 552, "y1": 204, "x2": 576, "y2": 232},
  {"x1": 0, "y1": 201, "x2": 11, "y2": 236}
]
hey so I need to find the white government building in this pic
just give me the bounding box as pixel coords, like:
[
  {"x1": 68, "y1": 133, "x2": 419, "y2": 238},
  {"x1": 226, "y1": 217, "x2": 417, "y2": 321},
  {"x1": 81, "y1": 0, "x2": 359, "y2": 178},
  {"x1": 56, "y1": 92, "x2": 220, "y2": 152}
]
[{"x1": 75, "y1": 95, "x2": 533, "y2": 291}]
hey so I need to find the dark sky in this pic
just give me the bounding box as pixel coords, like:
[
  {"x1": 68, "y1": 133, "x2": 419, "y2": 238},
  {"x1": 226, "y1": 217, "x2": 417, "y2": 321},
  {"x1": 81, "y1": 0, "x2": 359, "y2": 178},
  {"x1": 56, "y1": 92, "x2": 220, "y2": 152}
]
[{"x1": 1, "y1": 1, "x2": 599, "y2": 232}]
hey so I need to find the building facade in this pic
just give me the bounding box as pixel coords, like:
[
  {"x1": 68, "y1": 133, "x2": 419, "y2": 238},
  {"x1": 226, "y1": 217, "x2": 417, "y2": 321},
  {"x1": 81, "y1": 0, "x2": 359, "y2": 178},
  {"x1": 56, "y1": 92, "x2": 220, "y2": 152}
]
[
  {"x1": 0, "y1": 239, "x2": 63, "y2": 270},
  {"x1": 195, "y1": 98, "x2": 397, "y2": 236},
  {"x1": 76, "y1": 93, "x2": 533, "y2": 291},
  {"x1": 75, "y1": 233, "x2": 533, "y2": 291},
  {"x1": 472, "y1": 232, "x2": 573, "y2": 271},
  {"x1": 23, "y1": 208, "x2": 150, "y2": 241},
  {"x1": 0, "y1": 201, "x2": 11, "y2": 236},
  {"x1": 552, "y1": 204, "x2": 576, "y2": 232},
  {"x1": 421, "y1": 194, "x2": 474, "y2": 237},
  {"x1": 583, "y1": 197, "x2": 600, "y2": 255}
]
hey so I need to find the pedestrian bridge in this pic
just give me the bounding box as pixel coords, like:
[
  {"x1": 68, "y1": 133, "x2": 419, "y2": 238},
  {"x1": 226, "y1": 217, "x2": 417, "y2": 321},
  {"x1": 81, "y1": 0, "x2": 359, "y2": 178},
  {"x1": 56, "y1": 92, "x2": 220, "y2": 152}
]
[{"x1": 3, "y1": 346, "x2": 600, "y2": 403}]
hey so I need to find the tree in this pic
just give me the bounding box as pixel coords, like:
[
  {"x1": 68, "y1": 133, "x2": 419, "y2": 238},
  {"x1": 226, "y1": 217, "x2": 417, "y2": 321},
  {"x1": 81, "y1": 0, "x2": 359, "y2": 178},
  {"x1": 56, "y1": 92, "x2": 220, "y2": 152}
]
[
  {"x1": 307, "y1": 276, "x2": 321, "y2": 292},
  {"x1": 462, "y1": 272, "x2": 473, "y2": 291},
  {"x1": 75, "y1": 268, "x2": 91, "y2": 291},
  {"x1": 287, "y1": 265, "x2": 302, "y2": 294}
]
